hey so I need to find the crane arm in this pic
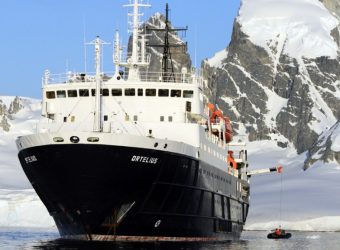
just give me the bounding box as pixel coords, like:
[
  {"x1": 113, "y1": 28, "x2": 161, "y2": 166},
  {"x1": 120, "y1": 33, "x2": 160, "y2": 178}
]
[{"x1": 247, "y1": 166, "x2": 283, "y2": 178}]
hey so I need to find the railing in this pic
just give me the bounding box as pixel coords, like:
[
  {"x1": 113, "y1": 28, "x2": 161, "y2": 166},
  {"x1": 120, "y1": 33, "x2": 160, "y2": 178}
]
[{"x1": 43, "y1": 70, "x2": 204, "y2": 87}]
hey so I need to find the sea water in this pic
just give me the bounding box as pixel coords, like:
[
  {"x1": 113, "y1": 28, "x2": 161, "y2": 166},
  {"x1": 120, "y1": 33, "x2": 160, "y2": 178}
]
[{"x1": 0, "y1": 228, "x2": 339, "y2": 250}]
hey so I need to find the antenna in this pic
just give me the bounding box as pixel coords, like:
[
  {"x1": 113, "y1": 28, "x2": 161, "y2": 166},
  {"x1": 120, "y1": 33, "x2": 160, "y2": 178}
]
[
  {"x1": 83, "y1": 17, "x2": 87, "y2": 74},
  {"x1": 146, "y1": 3, "x2": 188, "y2": 82},
  {"x1": 194, "y1": 24, "x2": 197, "y2": 69}
]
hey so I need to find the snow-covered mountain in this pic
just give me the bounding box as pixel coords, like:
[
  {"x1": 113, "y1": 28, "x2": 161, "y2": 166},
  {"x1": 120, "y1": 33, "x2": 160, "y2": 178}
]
[
  {"x1": 0, "y1": 96, "x2": 41, "y2": 189},
  {"x1": 201, "y1": 0, "x2": 340, "y2": 229},
  {"x1": 203, "y1": 0, "x2": 340, "y2": 168}
]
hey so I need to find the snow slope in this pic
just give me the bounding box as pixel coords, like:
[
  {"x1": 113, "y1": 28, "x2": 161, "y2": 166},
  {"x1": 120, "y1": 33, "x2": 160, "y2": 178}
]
[
  {"x1": 0, "y1": 96, "x2": 41, "y2": 189},
  {"x1": 238, "y1": 0, "x2": 339, "y2": 59},
  {"x1": 245, "y1": 140, "x2": 340, "y2": 231}
]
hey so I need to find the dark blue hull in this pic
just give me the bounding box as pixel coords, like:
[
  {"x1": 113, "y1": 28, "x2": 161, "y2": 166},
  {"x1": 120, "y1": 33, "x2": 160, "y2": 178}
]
[{"x1": 18, "y1": 143, "x2": 249, "y2": 241}]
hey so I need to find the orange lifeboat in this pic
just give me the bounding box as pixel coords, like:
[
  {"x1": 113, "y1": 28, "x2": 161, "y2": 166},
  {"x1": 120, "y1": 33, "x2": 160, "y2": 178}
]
[{"x1": 208, "y1": 103, "x2": 233, "y2": 143}]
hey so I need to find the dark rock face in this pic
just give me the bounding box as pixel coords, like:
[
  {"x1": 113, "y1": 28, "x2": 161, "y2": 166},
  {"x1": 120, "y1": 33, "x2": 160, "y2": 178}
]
[
  {"x1": 0, "y1": 96, "x2": 25, "y2": 132},
  {"x1": 8, "y1": 96, "x2": 24, "y2": 115},
  {"x1": 203, "y1": 15, "x2": 340, "y2": 156},
  {"x1": 320, "y1": 0, "x2": 340, "y2": 18},
  {"x1": 304, "y1": 120, "x2": 340, "y2": 169}
]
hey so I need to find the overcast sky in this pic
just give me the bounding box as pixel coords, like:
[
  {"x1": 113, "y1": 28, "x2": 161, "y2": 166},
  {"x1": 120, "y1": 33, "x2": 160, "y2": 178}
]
[{"x1": 0, "y1": 0, "x2": 240, "y2": 98}]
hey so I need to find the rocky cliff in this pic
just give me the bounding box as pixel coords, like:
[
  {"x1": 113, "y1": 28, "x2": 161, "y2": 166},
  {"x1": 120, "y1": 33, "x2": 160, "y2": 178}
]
[
  {"x1": 0, "y1": 96, "x2": 30, "y2": 132},
  {"x1": 203, "y1": 0, "x2": 340, "y2": 167},
  {"x1": 305, "y1": 120, "x2": 340, "y2": 168},
  {"x1": 127, "y1": 13, "x2": 191, "y2": 78}
]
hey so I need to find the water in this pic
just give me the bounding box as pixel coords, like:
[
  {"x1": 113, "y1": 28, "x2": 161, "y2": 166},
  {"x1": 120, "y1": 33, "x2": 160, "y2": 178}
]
[{"x1": 1, "y1": 228, "x2": 339, "y2": 250}]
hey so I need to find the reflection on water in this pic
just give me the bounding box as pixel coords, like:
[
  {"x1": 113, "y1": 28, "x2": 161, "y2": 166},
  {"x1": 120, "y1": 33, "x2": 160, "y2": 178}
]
[
  {"x1": 32, "y1": 240, "x2": 249, "y2": 250},
  {"x1": 1, "y1": 229, "x2": 340, "y2": 250}
]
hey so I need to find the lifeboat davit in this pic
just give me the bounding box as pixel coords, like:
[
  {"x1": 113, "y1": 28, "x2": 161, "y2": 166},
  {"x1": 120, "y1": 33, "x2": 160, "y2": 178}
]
[{"x1": 208, "y1": 103, "x2": 233, "y2": 143}]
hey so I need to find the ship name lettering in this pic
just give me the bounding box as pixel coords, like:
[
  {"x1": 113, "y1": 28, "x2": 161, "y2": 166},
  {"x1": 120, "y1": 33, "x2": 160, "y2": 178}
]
[
  {"x1": 131, "y1": 155, "x2": 158, "y2": 164},
  {"x1": 25, "y1": 155, "x2": 38, "y2": 164}
]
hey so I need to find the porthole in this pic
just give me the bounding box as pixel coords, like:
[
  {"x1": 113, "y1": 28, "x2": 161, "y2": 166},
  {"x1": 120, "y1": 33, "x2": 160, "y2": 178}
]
[
  {"x1": 70, "y1": 136, "x2": 80, "y2": 143},
  {"x1": 164, "y1": 144, "x2": 168, "y2": 149},
  {"x1": 154, "y1": 142, "x2": 158, "y2": 148}
]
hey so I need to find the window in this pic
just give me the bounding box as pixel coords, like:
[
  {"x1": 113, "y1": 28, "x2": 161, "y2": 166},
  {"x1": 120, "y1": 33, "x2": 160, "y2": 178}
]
[
  {"x1": 133, "y1": 115, "x2": 138, "y2": 122},
  {"x1": 79, "y1": 89, "x2": 89, "y2": 97},
  {"x1": 146, "y1": 89, "x2": 156, "y2": 96},
  {"x1": 46, "y1": 91, "x2": 55, "y2": 99},
  {"x1": 171, "y1": 89, "x2": 181, "y2": 97},
  {"x1": 112, "y1": 88, "x2": 122, "y2": 96},
  {"x1": 168, "y1": 116, "x2": 173, "y2": 122},
  {"x1": 158, "y1": 89, "x2": 169, "y2": 97},
  {"x1": 125, "y1": 88, "x2": 135, "y2": 96},
  {"x1": 186, "y1": 101, "x2": 192, "y2": 112},
  {"x1": 104, "y1": 115, "x2": 108, "y2": 121},
  {"x1": 183, "y1": 90, "x2": 194, "y2": 98},
  {"x1": 138, "y1": 88, "x2": 143, "y2": 96},
  {"x1": 71, "y1": 116, "x2": 75, "y2": 122},
  {"x1": 63, "y1": 117, "x2": 67, "y2": 122},
  {"x1": 67, "y1": 90, "x2": 77, "y2": 97},
  {"x1": 102, "y1": 89, "x2": 109, "y2": 96},
  {"x1": 57, "y1": 90, "x2": 66, "y2": 98},
  {"x1": 160, "y1": 116, "x2": 164, "y2": 122},
  {"x1": 91, "y1": 89, "x2": 96, "y2": 96}
]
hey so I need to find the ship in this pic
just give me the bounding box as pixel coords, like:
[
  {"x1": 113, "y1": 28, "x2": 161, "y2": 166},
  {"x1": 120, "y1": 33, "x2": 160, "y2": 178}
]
[{"x1": 16, "y1": 0, "x2": 251, "y2": 242}]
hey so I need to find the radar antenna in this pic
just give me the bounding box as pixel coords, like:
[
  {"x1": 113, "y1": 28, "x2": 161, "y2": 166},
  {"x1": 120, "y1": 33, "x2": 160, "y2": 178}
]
[{"x1": 147, "y1": 3, "x2": 188, "y2": 82}]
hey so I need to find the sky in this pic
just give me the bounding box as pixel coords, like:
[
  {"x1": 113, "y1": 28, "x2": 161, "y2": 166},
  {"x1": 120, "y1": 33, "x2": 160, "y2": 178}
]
[{"x1": 0, "y1": 0, "x2": 240, "y2": 99}]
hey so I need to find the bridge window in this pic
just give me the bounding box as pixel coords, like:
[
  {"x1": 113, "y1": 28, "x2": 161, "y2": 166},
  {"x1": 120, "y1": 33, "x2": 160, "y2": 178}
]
[
  {"x1": 57, "y1": 90, "x2": 66, "y2": 98},
  {"x1": 183, "y1": 90, "x2": 194, "y2": 98},
  {"x1": 168, "y1": 116, "x2": 173, "y2": 122},
  {"x1": 79, "y1": 89, "x2": 89, "y2": 97},
  {"x1": 112, "y1": 88, "x2": 122, "y2": 96},
  {"x1": 46, "y1": 91, "x2": 55, "y2": 99},
  {"x1": 138, "y1": 88, "x2": 143, "y2": 96},
  {"x1": 125, "y1": 88, "x2": 135, "y2": 96},
  {"x1": 146, "y1": 89, "x2": 156, "y2": 96},
  {"x1": 67, "y1": 90, "x2": 77, "y2": 97},
  {"x1": 160, "y1": 116, "x2": 164, "y2": 122},
  {"x1": 158, "y1": 89, "x2": 169, "y2": 97},
  {"x1": 171, "y1": 89, "x2": 181, "y2": 97},
  {"x1": 102, "y1": 89, "x2": 110, "y2": 96}
]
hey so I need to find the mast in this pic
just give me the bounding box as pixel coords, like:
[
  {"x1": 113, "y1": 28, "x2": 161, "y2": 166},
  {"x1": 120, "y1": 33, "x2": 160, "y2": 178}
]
[
  {"x1": 94, "y1": 37, "x2": 101, "y2": 132},
  {"x1": 87, "y1": 36, "x2": 109, "y2": 132},
  {"x1": 147, "y1": 3, "x2": 187, "y2": 82},
  {"x1": 122, "y1": 0, "x2": 151, "y2": 80}
]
